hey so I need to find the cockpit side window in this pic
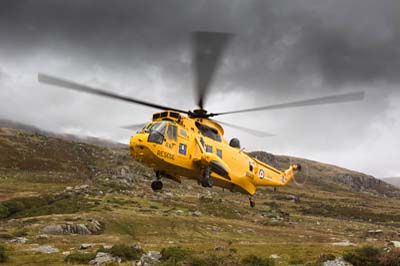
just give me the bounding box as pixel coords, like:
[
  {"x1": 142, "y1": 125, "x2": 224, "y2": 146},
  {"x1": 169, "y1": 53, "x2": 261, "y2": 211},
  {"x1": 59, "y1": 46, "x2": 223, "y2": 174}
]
[{"x1": 167, "y1": 124, "x2": 177, "y2": 140}]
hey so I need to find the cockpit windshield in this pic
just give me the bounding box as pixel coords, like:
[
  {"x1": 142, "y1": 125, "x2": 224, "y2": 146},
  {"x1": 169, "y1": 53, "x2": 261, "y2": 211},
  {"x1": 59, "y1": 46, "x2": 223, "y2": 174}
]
[
  {"x1": 195, "y1": 122, "x2": 221, "y2": 142},
  {"x1": 147, "y1": 121, "x2": 167, "y2": 144}
]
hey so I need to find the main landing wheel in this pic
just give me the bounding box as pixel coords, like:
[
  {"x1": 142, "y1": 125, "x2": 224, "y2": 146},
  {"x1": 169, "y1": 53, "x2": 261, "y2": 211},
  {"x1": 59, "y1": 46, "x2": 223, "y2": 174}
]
[
  {"x1": 201, "y1": 177, "x2": 214, "y2": 188},
  {"x1": 151, "y1": 180, "x2": 163, "y2": 191},
  {"x1": 201, "y1": 167, "x2": 213, "y2": 188}
]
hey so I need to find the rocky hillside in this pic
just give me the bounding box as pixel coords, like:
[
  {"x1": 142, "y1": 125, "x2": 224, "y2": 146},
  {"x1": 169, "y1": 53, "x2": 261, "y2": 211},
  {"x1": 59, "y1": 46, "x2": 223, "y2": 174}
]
[
  {"x1": 1, "y1": 122, "x2": 400, "y2": 266},
  {"x1": 250, "y1": 151, "x2": 400, "y2": 197},
  {"x1": 383, "y1": 177, "x2": 400, "y2": 189}
]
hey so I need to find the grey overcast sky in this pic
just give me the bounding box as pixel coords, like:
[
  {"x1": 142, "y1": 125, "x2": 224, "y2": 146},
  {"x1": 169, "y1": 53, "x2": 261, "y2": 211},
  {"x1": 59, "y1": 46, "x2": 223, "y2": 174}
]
[{"x1": 0, "y1": 0, "x2": 399, "y2": 178}]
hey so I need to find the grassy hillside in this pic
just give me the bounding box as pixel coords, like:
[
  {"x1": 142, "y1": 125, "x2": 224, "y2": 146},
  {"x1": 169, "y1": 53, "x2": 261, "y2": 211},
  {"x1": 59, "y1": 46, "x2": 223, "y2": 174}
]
[{"x1": 1, "y1": 125, "x2": 400, "y2": 266}]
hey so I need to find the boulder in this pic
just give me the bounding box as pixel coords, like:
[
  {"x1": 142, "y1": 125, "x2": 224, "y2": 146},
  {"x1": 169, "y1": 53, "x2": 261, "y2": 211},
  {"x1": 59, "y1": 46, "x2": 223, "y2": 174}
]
[
  {"x1": 31, "y1": 245, "x2": 59, "y2": 254},
  {"x1": 90, "y1": 252, "x2": 118, "y2": 266},
  {"x1": 136, "y1": 251, "x2": 162, "y2": 266},
  {"x1": 389, "y1": 241, "x2": 400, "y2": 248},
  {"x1": 80, "y1": 243, "x2": 92, "y2": 250},
  {"x1": 331, "y1": 241, "x2": 356, "y2": 247},
  {"x1": 8, "y1": 237, "x2": 27, "y2": 244},
  {"x1": 323, "y1": 257, "x2": 353, "y2": 266},
  {"x1": 42, "y1": 219, "x2": 103, "y2": 235}
]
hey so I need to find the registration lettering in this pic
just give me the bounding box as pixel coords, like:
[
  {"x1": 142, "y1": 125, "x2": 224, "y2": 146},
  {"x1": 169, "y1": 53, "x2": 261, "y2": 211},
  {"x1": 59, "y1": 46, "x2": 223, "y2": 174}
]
[{"x1": 157, "y1": 150, "x2": 175, "y2": 160}]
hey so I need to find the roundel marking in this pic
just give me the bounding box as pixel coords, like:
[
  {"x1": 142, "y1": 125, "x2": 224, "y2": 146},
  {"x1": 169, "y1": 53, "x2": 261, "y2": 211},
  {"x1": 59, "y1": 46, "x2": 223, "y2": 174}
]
[{"x1": 259, "y1": 169, "x2": 265, "y2": 179}]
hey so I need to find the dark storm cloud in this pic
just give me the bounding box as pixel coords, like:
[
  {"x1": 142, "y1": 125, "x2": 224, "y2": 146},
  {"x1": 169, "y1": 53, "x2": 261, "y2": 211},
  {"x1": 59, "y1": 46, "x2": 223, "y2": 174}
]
[{"x1": 1, "y1": 0, "x2": 399, "y2": 92}]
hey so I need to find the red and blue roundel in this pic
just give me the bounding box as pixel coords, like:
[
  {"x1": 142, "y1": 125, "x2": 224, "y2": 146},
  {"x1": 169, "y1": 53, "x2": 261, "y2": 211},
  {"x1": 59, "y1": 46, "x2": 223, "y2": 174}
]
[{"x1": 259, "y1": 169, "x2": 265, "y2": 179}]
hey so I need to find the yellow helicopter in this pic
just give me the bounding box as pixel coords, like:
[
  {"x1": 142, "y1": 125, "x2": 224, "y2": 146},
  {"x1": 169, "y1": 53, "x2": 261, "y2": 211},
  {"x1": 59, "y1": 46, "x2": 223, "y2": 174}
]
[{"x1": 38, "y1": 32, "x2": 364, "y2": 207}]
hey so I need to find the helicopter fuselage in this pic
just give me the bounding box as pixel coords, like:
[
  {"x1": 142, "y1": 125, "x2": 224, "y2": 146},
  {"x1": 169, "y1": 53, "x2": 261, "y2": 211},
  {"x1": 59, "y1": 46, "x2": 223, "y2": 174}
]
[{"x1": 130, "y1": 110, "x2": 300, "y2": 195}]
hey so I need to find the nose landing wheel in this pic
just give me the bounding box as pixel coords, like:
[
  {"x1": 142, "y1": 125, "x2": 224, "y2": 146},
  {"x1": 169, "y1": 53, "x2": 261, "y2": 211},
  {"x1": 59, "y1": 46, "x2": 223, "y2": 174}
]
[
  {"x1": 249, "y1": 197, "x2": 255, "y2": 208},
  {"x1": 151, "y1": 180, "x2": 163, "y2": 191}
]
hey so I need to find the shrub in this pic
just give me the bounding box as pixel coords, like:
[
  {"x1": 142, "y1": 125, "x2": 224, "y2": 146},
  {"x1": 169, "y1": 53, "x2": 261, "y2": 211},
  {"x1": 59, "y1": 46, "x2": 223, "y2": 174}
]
[
  {"x1": 317, "y1": 253, "x2": 336, "y2": 265},
  {"x1": 0, "y1": 204, "x2": 9, "y2": 218},
  {"x1": 343, "y1": 246, "x2": 382, "y2": 266},
  {"x1": 160, "y1": 246, "x2": 193, "y2": 264},
  {"x1": 3, "y1": 200, "x2": 25, "y2": 215},
  {"x1": 379, "y1": 249, "x2": 400, "y2": 266},
  {"x1": 109, "y1": 244, "x2": 143, "y2": 261},
  {"x1": 64, "y1": 252, "x2": 96, "y2": 264},
  {"x1": 241, "y1": 254, "x2": 275, "y2": 266},
  {"x1": 0, "y1": 245, "x2": 8, "y2": 262},
  {"x1": 188, "y1": 253, "x2": 240, "y2": 266}
]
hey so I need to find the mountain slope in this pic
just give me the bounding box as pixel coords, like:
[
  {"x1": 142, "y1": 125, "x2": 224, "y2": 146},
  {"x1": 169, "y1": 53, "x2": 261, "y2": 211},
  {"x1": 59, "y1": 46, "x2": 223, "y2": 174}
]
[
  {"x1": 250, "y1": 151, "x2": 400, "y2": 197},
  {"x1": 1, "y1": 122, "x2": 400, "y2": 266}
]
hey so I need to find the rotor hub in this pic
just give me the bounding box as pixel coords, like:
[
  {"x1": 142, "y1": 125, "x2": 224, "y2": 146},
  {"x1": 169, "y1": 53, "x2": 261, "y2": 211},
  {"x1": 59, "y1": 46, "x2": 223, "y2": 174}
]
[{"x1": 188, "y1": 109, "x2": 209, "y2": 118}]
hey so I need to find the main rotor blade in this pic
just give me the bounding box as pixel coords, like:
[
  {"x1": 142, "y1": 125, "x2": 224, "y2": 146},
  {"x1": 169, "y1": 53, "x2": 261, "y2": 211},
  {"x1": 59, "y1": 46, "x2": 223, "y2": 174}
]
[
  {"x1": 120, "y1": 122, "x2": 148, "y2": 131},
  {"x1": 210, "y1": 91, "x2": 365, "y2": 117},
  {"x1": 38, "y1": 73, "x2": 189, "y2": 114},
  {"x1": 214, "y1": 120, "x2": 275, "y2": 137},
  {"x1": 193, "y1": 31, "x2": 233, "y2": 109}
]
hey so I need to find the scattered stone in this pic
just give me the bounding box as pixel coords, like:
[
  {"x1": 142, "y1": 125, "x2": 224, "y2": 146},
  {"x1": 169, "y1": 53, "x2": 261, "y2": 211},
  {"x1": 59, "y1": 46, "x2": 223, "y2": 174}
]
[
  {"x1": 80, "y1": 243, "x2": 92, "y2": 250},
  {"x1": 8, "y1": 237, "x2": 28, "y2": 244},
  {"x1": 175, "y1": 210, "x2": 184, "y2": 215},
  {"x1": 62, "y1": 251, "x2": 71, "y2": 256},
  {"x1": 89, "y1": 252, "x2": 118, "y2": 266},
  {"x1": 193, "y1": 211, "x2": 202, "y2": 217},
  {"x1": 31, "y1": 245, "x2": 59, "y2": 254},
  {"x1": 323, "y1": 257, "x2": 353, "y2": 266},
  {"x1": 270, "y1": 254, "x2": 281, "y2": 259},
  {"x1": 36, "y1": 234, "x2": 48, "y2": 240},
  {"x1": 214, "y1": 246, "x2": 225, "y2": 251},
  {"x1": 331, "y1": 240, "x2": 356, "y2": 247},
  {"x1": 136, "y1": 251, "x2": 162, "y2": 266},
  {"x1": 367, "y1": 229, "x2": 383, "y2": 235},
  {"x1": 65, "y1": 186, "x2": 73, "y2": 191},
  {"x1": 389, "y1": 241, "x2": 400, "y2": 248}
]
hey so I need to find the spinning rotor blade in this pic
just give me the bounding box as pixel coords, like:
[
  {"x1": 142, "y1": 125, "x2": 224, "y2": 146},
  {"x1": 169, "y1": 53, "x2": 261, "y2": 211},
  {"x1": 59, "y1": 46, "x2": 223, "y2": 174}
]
[
  {"x1": 38, "y1": 73, "x2": 189, "y2": 114},
  {"x1": 210, "y1": 91, "x2": 365, "y2": 117},
  {"x1": 214, "y1": 120, "x2": 274, "y2": 137},
  {"x1": 193, "y1": 31, "x2": 233, "y2": 109},
  {"x1": 120, "y1": 122, "x2": 148, "y2": 131}
]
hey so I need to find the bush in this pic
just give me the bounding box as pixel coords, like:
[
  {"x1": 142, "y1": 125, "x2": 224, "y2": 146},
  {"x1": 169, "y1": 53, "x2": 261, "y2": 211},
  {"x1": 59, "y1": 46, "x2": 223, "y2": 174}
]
[
  {"x1": 379, "y1": 249, "x2": 400, "y2": 266},
  {"x1": 3, "y1": 200, "x2": 25, "y2": 215},
  {"x1": 0, "y1": 245, "x2": 8, "y2": 262},
  {"x1": 343, "y1": 246, "x2": 382, "y2": 266},
  {"x1": 109, "y1": 244, "x2": 143, "y2": 261},
  {"x1": 0, "y1": 204, "x2": 9, "y2": 218},
  {"x1": 317, "y1": 253, "x2": 336, "y2": 265},
  {"x1": 188, "y1": 253, "x2": 240, "y2": 266},
  {"x1": 160, "y1": 246, "x2": 193, "y2": 264},
  {"x1": 241, "y1": 254, "x2": 275, "y2": 266},
  {"x1": 64, "y1": 252, "x2": 96, "y2": 264}
]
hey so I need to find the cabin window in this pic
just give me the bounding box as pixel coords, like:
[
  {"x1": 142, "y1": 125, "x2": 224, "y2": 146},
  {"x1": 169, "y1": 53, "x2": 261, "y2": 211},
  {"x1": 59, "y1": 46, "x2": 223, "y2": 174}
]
[
  {"x1": 206, "y1": 145, "x2": 213, "y2": 153},
  {"x1": 170, "y1": 112, "x2": 180, "y2": 118},
  {"x1": 180, "y1": 129, "x2": 187, "y2": 137},
  {"x1": 195, "y1": 122, "x2": 222, "y2": 142},
  {"x1": 216, "y1": 149, "x2": 222, "y2": 159},
  {"x1": 147, "y1": 121, "x2": 167, "y2": 144},
  {"x1": 167, "y1": 124, "x2": 177, "y2": 140}
]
